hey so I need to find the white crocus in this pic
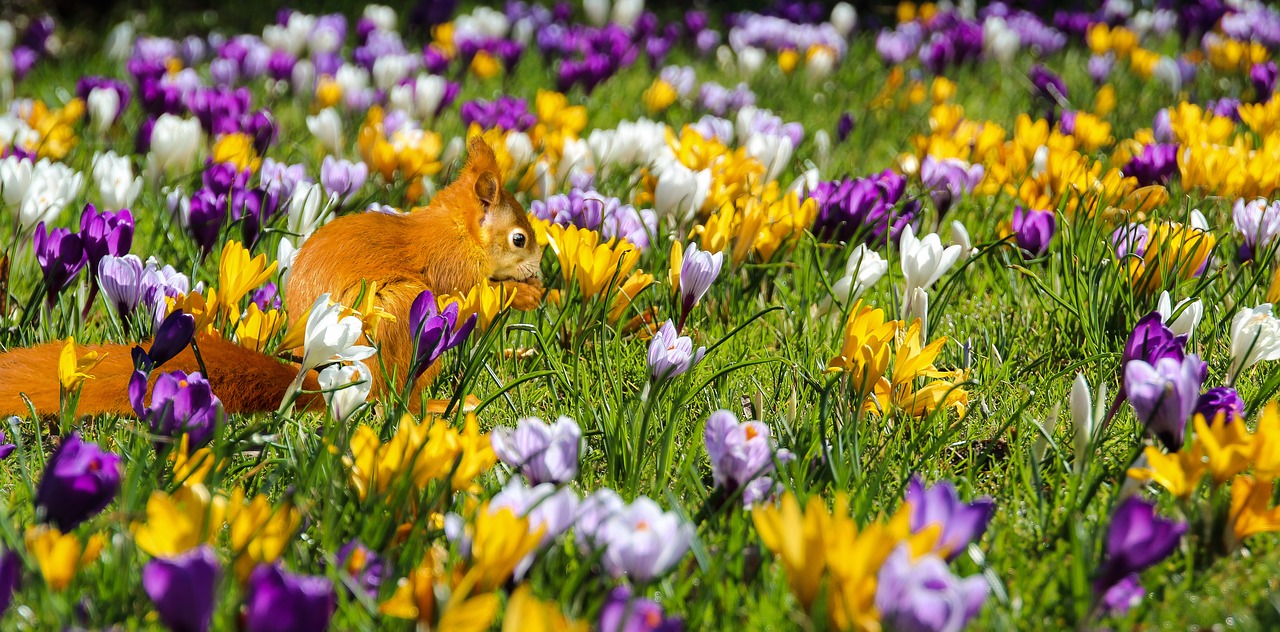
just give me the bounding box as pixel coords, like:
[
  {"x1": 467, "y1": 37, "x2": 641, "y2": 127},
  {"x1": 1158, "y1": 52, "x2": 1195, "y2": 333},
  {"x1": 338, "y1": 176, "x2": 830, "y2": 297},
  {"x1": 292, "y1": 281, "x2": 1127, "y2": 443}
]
[
  {"x1": 86, "y1": 87, "x2": 121, "y2": 135},
  {"x1": 1070, "y1": 373, "x2": 1104, "y2": 475},
  {"x1": 831, "y1": 3, "x2": 857, "y2": 36},
  {"x1": 291, "y1": 58, "x2": 315, "y2": 94},
  {"x1": 745, "y1": 133, "x2": 794, "y2": 184},
  {"x1": 950, "y1": 220, "x2": 978, "y2": 259},
  {"x1": 653, "y1": 162, "x2": 711, "y2": 224},
  {"x1": 583, "y1": 0, "x2": 610, "y2": 26},
  {"x1": 556, "y1": 137, "x2": 594, "y2": 187},
  {"x1": 805, "y1": 46, "x2": 836, "y2": 82},
  {"x1": 318, "y1": 360, "x2": 372, "y2": 422},
  {"x1": 334, "y1": 64, "x2": 370, "y2": 98},
  {"x1": 611, "y1": 0, "x2": 644, "y2": 29},
  {"x1": 287, "y1": 181, "x2": 329, "y2": 242},
  {"x1": 363, "y1": 4, "x2": 397, "y2": 31},
  {"x1": 828, "y1": 244, "x2": 887, "y2": 307},
  {"x1": 300, "y1": 294, "x2": 377, "y2": 377},
  {"x1": 738, "y1": 46, "x2": 766, "y2": 76},
  {"x1": 505, "y1": 131, "x2": 535, "y2": 174},
  {"x1": 0, "y1": 154, "x2": 33, "y2": 208},
  {"x1": 1156, "y1": 291, "x2": 1203, "y2": 338},
  {"x1": 1229, "y1": 304, "x2": 1280, "y2": 383},
  {"x1": 372, "y1": 54, "x2": 413, "y2": 91},
  {"x1": 1032, "y1": 405, "x2": 1059, "y2": 463},
  {"x1": 306, "y1": 108, "x2": 343, "y2": 156},
  {"x1": 982, "y1": 17, "x2": 1020, "y2": 65},
  {"x1": 813, "y1": 129, "x2": 831, "y2": 170},
  {"x1": 905, "y1": 287, "x2": 929, "y2": 343},
  {"x1": 147, "y1": 114, "x2": 202, "y2": 180},
  {"x1": 899, "y1": 224, "x2": 962, "y2": 299},
  {"x1": 527, "y1": 160, "x2": 555, "y2": 201},
  {"x1": 16, "y1": 160, "x2": 84, "y2": 233},
  {"x1": 92, "y1": 151, "x2": 142, "y2": 211}
]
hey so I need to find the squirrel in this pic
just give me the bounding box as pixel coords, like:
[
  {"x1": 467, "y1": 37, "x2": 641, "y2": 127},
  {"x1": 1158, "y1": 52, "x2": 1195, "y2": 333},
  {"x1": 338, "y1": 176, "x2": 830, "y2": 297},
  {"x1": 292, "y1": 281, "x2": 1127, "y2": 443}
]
[{"x1": 0, "y1": 137, "x2": 543, "y2": 417}]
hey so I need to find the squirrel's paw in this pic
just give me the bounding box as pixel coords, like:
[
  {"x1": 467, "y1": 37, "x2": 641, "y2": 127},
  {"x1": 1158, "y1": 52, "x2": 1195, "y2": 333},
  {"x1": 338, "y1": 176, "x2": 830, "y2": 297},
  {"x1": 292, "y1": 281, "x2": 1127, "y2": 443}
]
[{"x1": 506, "y1": 278, "x2": 544, "y2": 311}]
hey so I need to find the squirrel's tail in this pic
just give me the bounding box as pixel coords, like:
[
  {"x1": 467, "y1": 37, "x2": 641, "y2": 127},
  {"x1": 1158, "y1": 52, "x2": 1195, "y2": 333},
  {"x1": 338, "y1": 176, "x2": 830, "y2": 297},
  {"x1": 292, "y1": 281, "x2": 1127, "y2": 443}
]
[{"x1": 0, "y1": 334, "x2": 321, "y2": 417}]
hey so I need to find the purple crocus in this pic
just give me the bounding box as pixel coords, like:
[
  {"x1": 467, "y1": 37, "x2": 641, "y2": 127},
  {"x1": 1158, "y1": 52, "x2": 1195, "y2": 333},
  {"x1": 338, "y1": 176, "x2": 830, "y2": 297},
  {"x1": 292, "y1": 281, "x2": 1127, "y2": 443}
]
[
  {"x1": 599, "y1": 585, "x2": 684, "y2": 632},
  {"x1": 459, "y1": 96, "x2": 537, "y2": 132},
  {"x1": 1252, "y1": 62, "x2": 1278, "y2": 101},
  {"x1": 142, "y1": 545, "x2": 220, "y2": 632},
  {"x1": 704, "y1": 410, "x2": 791, "y2": 507},
  {"x1": 904, "y1": 476, "x2": 995, "y2": 560},
  {"x1": 0, "y1": 429, "x2": 14, "y2": 460},
  {"x1": 145, "y1": 309, "x2": 197, "y2": 370},
  {"x1": 320, "y1": 156, "x2": 369, "y2": 206},
  {"x1": 408, "y1": 289, "x2": 477, "y2": 381},
  {"x1": 35, "y1": 433, "x2": 123, "y2": 531},
  {"x1": 0, "y1": 548, "x2": 18, "y2": 616},
  {"x1": 1029, "y1": 64, "x2": 1068, "y2": 102},
  {"x1": 810, "y1": 171, "x2": 920, "y2": 247},
  {"x1": 33, "y1": 222, "x2": 88, "y2": 308},
  {"x1": 875, "y1": 546, "x2": 988, "y2": 632},
  {"x1": 80, "y1": 204, "x2": 135, "y2": 278},
  {"x1": 1011, "y1": 206, "x2": 1056, "y2": 258},
  {"x1": 129, "y1": 369, "x2": 222, "y2": 449},
  {"x1": 186, "y1": 188, "x2": 228, "y2": 258},
  {"x1": 1088, "y1": 54, "x2": 1113, "y2": 86},
  {"x1": 491, "y1": 416, "x2": 583, "y2": 485},
  {"x1": 1123, "y1": 312, "x2": 1187, "y2": 367},
  {"x1": 243, "y1": 564, "x2": 336, "y2": 632},
  {"x1": 1122, "y1": 144, "x2": 1178, "y2": 187},
  {"x1": 920, "y1": 156, "x2": 984, "y2": 216},
  {"x1": 1194, "y1": 387, "x2": 1245, "y2": 426},
  {"x1": 836, "y1": 112, "x2": 855, "y2": 142},
  {"x1": 678, "y1": 242, "x2": 723, "y2": 327},
  {"x1": 1094, "y1": 496, "x2": 1186, "y2": 612},
  {"x1": 647, "y1": 320, "x2": 706, "y2": 381},
  {"x1": 1124, "y1": 355, "x2": 1205, "y2": 451},
  {"x1": 251, "y1": 283, "x2": 281, "y2": 311},
  {"x1": 336, "y1": 540, "x2": 389, "y2": 598},
  {"x1": 528, "y1": 189, "x2": 656, "y2": 250}
]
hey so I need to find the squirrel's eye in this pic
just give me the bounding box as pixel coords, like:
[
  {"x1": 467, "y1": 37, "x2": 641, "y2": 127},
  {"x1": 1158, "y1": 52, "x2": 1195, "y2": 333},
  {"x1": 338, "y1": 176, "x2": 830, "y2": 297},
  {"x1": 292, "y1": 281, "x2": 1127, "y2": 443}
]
[{"x1": 511, "y1": 231, "x2": 527, "y2": 248}]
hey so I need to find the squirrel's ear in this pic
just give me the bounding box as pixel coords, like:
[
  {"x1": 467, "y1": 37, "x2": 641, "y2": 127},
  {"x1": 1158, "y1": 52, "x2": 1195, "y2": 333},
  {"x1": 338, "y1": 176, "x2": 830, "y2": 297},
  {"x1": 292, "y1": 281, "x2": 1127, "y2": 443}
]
[
  {"x1": 464, "y1": 137, "x2": 499, "y2": 176},
  {"x1": 473, "y1": 170, "x2": 500, "y2": 209}
]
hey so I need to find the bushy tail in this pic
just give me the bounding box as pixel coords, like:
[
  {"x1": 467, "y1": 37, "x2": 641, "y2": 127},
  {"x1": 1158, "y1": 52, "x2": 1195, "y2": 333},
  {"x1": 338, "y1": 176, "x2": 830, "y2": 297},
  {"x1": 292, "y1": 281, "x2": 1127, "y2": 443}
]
[{"x1": 0, "y1": 334, "x2": 320, "y2": 417}]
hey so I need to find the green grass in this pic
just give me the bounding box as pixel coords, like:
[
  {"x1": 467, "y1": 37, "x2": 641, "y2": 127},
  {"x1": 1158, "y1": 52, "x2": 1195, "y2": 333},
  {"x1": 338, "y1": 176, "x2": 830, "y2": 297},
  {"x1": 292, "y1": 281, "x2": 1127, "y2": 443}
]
[{"x1": 3, "y1": 8, "x2": 1280, "y2": 632}]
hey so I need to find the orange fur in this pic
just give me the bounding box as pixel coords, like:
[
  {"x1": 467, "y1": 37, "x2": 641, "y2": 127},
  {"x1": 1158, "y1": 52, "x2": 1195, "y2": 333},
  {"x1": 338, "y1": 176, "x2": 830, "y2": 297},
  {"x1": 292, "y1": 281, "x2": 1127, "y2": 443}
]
[
  {"x1": 0, "y1": 334, "x2": 321, "y2": 417},
  {"x1": 284, "y1": 138, "x2": 544, "y2": 399}
]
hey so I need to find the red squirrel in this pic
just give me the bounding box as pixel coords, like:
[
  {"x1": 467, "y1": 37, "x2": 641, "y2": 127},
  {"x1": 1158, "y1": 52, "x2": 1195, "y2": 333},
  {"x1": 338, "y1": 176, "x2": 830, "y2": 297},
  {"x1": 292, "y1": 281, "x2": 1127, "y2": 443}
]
[{"x1": 0, "y1": 138, "x2": 543, "y2": 416}]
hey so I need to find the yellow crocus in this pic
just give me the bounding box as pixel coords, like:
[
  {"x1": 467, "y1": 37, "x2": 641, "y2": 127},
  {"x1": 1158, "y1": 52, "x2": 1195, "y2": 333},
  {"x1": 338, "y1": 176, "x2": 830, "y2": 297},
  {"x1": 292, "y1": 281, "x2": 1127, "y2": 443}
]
[
  {"x1": 227, "y1": 488, "x2": 301, "y2": 581},
  {"x1": 133, "y1": 483, "x2": 227, "y2": 557},
  {"x1": 778, "y1": 49, "x2": 800, "y2": 74},
  {"x1": 470, "y1": 50, "x2": 501, "y2": 78},
  {"x1": 1229, "y1": 475, "x2": 1280, "y2": 546},
  {"x1": 218, "y1": 240, "x2": 278, "y2": 312},
  {"x1": 533, "y1": 90, "x2": 588, "y2": 148},
  {"x1": 439, "y1": 280, "x2": 515, "y2": 333},
  {"x1": 467, "y1": 505, "x2": 545, "y2": 592},
  {"x1": 25, "y1": 526, "x2": 104, "y2": 592},
  {"x1": 315, "y1": 76, "x2": 342, "y2": 108},
  {"x1": 668, "y1": 240, "x2": 683, "y2": 294},
  {"x1": 1126, "y1": 444, "x2": 1207, "y2": 499},
  {"x1": 504, "y1": 585, "x2": 589, "y2": 632},
  {"x1": 1195, "y1": 415, "x2": 1254, "y2": 485},
  {"x1": 608, "y1": 271, "x2": 655, "y2": 323},
  {"x1": 167, "y1": 289, "x2": 220, "y2": 335},
  {"x1": 171, "y1": 437, "x2": 217, "y2": 484},
  {"x1": 211, "y1": 132, "x2": 260, "y2": 172},
  {"x1": 546, "y1": 224, "x2": 641, "y2": 299},
  {"x1": 752, "y1": 492, "x2": 828, "y2": 609},
  {"x1": 643, "y1": 79, "x2": 679, "y2": 114},
  {"x1": 235, "y1": 303, "x2": 285, "y2": 353},
  {"x1": 827, "y1": 301, "x2": 898, "y2": 395},
  {"x1": 382, "y1": 555, "x2": 502, "y2": 632},
  {"x1": 58, "y1": 337, "x2": 106, "y2": 392}
]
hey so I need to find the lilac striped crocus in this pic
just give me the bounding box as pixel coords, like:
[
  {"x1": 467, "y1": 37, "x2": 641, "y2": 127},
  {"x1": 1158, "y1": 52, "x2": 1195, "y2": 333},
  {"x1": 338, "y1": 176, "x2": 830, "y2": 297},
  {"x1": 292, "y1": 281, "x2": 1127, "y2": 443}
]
[
  {"x1": 1094, "y1": 496, "x2": 1185, "y2": 615},
  {"x1": 142, "y1": 545, "x2": 220, "y2": 632},
  {"x1": 98, "y1": 254, "x2": 148, "y2": 319},
  {"x1": 599, "y1": 585, "x2": 684, "y2": 632},
  {"x1": 704, "y1": 410, "x2": 792, "y2": 507},
  {"x1": 875, "y1": 546, "x2": 988, "y2": 632},
  {"x1": 1124, "y1": 354, "x2": 1205, "y2": 451},
  {"x1": 33, "y1": 222, "x2": 87, "y2": 308},
  {"x1": 648, "y1": 320, "x2": 706, "y2": 381},
  {"x1": 320, "y1": 156, "x2": 369, "y2": 206},
  {"x1": 491, "y1": 416, "x2": 583, "y2": 485},
  {"x1": 1232, "y1": 197, "x2": 1280, "y2": 262},
  {"x1": 678, "y1": 242, "x2": 723, "y2": 324},
  {"x1": 35, "y1": 433, "x2": 123, "y2": 531},
  {"x1": 920, "y1": 156, "x2": 984, "y2": 216},
  {"x1": 904, "y1": 476, "x2": 995, "y2": 560},
  {"x1": 409, "y1": 289, "x2": 477, "y2": 381}
]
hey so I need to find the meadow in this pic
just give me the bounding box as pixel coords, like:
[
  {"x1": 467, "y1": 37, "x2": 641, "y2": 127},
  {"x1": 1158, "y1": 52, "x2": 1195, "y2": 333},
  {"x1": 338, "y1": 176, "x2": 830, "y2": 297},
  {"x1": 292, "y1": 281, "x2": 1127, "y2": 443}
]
[{"x1": 2, "y1": 1, "x2": 1280, "y2": 630}]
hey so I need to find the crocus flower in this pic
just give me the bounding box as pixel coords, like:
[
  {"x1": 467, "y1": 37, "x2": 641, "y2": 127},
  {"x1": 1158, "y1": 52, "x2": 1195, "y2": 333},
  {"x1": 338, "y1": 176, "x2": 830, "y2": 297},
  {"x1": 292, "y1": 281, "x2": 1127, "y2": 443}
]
[
  {"x1": 0, "y1": 428, "x2": 14, "y2": 460},
  {"x1": 299, "y1": 294, "x2": 377, "y2": 375},
  {"x1": 1124, "y1": 355, "x2": 1205, "y2": 451},
  {"x1": 98, "y1": 254, "x2": 148, "y2": 319},
  {"x1": 317, "y1": 361, "x2": 371, "y2": 423},
  {"x1": 35, "y1": 433, "x2": 123, "y2": 531},
  {"x1": 408, "y1": 289, "x2": 477, "y2": 381},
  {"x1": 1232, "y1": 197, "x2": 1280, "y2": 262},
  {"x1": 489, "y1": 480, "x2": 580, "y2": 551},
  {"x1": 920, "y1": 156, "x2": 984, "y2": 216},
  {"x1": 1011, "y1": 206, "x2": 1055, "y2": 258},
  {"x1": 875, "y1": 546, "x2": 988, "y2": 632},
  {"x1": 1029, "y1": 63, "x2": 1068, "y2": 102},
  {"x1": 598, "y1": 496, "x2": 694, "y2": 582},
  {"x1": 1252, "y1": 61, "x2": 1278, "y2": 100},
  {"x1": 599, "y1": 585, "x2": 684, "y2": 632},
  {"x1": 186, "y1": 188, "x2": 228, "y2": 258},
  {"x1": 1155, "y1": 291, "x2": 1203, "y2": 338},
  {"x1": 320, "y1": 156, "x2": 369, "y2": 206},
  {"x1": 146, "y1": 309, "x2": 197, "y2": 369},
  {"x1": 336, "y1": 540, "x2": 389, "y2": 598},
  {"x1": 899, "y1": 225, "x2": 963, "y2": 295},
  {"x1": 491, "y1": 416, "x2": 582, "y2": 485},
  {"x1": 1123, "y1": 312, "x2": 1186, "y2": 366},
  {"x1": 676, "y1": 242, "x2": 724, "y2": 321},
  {"x1": 836, "y1": 112, "x2": 855, "y2": 142},
  {"x1": 142, "y1": 545, "x2": 220, "y2": 632},
  {"x1": 905, "y1": 476, "x2": 995, "y2": 560},
  {"x1": 33, "y1": 222, "x2": 87, "y2": 307},
  {"x1": 1228, "y1": 304, "x2": 1280, "y2": 383},
  {"x1": 0, "y1": 548, "x2": 18, "y2": 616},
  {"x1": 79, "y1": 204, "x2": 135, "y2": 283},
  {"x1": 1195, "y1": 387, "x2": 1245, "y2": 425},
  {"x1": 1088, "y1": 54, "x2": 1114, "y2": 85},
  {"x1": 1093, "y1": 496, "x2": 1185, "y2": 609},
  {"x1": 647, "y1": 320, "x2": 706, "y2": 381},
  {"x1": 827, "y1": 244, "x2": 888, "y2": 307},
  {"x1": 704, "y1": 410, "x2": 792, "y2": 507},
  {"x1": 574, "y1": 488, "x2": 626, "y2": 550},
  {"x1": 243, "y1": 564, "x2": 336, "y2": 632},
  {"x1": 129, "y1": 369, "x2": 223, "y2": 449}
]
